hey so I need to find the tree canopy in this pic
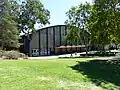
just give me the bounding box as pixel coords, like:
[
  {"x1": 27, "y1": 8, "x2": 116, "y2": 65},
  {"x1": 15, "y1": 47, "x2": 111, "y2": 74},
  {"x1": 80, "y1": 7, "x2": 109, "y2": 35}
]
[
  {"x1": 0, "y1": 0, "x2": 50, "y2": 50},
  {"x1": 18, "y1": 0, "x2": 50, "y2": 36},
  {"x1": 0, "y1": 0, "x2": 20, "y2": 50},
  {"x1": 89, "y1": 0, "x2": 120, "y2": 44},
  {"x1": 65, "y1": 0, "x2": 120, "y2": 53},
  {"x1": 65, "y1": 3, "x2": 92, "y2": 55}
]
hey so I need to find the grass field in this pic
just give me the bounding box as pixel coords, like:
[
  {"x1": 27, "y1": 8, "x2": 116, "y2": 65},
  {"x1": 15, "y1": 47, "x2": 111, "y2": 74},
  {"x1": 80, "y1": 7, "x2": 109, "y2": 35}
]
[{"x1": 0, "y1": 58, "x2": 120, "y2": 90}]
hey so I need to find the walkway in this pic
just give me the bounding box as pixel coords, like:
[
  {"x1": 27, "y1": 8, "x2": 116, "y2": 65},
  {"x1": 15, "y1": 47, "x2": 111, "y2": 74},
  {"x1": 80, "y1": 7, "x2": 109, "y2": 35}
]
[{"x1": 29, "y1": 51, "x2": 119, "y2": 60}]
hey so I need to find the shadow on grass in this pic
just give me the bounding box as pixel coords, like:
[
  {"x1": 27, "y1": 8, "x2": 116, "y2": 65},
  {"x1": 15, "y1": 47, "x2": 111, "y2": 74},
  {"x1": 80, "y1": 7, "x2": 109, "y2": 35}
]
[{"x1": 70, "y1": 59, "x2": 120, "y2": 89}]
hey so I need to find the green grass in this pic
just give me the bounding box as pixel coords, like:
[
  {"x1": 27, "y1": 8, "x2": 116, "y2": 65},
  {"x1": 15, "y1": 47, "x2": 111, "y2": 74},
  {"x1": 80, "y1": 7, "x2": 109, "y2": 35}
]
[{"x1": 0, "y1": 58, "x2": 119, "y2": 90}]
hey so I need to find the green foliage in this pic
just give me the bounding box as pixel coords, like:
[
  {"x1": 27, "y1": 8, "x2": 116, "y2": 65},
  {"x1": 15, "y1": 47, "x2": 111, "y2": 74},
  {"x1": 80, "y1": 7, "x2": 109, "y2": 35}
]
[
  {"x1": 0, "y1": 0, "x2": 20, "y2": 49},
  {"x1": 88, "y1": 0, "x2": 120, "y2": 45},
  {"x1": 0, "y1": 0, "x2": 50, "y2": 50},
  {"x1": 65, "y1": 3, "x2": 91, "y2": 44},
  {"x1": 66, "y1": 0, "x2": 120, "y2": 52},
  {"x1": 18, "y1": 0, "x2": 50, "y2": 36},
  {"x1": 0, "y1": 0, "x2": 5, "y2": 22},
  {"x1": 65, "y1": 3, "x2": 92, "y2": 55}
]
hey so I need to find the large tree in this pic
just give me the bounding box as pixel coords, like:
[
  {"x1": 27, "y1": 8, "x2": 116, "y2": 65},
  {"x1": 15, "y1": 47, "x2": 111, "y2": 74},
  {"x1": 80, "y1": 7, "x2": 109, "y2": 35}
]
[
  {"x1": 65, "y1": 3, "x2": 92, "y2": 55},
  {"x1": 0, "y1": 0, "x2": 20, "y2": 50},
  {"x1": 88, "y1": 0, "x2": 120, "y2": 51},
  {"x1": 18, "y1": 0, "x2": 50, "y2": 38},
  {"x1": 0, "y1": 0, "x2": 50, "y2": 50},
  {"x1": 0, "y1": 0, "x2": 5, "y2": 23}
]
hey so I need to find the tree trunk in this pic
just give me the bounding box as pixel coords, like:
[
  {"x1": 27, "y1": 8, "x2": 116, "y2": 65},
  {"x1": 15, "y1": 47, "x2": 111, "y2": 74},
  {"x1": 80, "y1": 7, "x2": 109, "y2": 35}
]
[
  {"x1": 0, "y1": 43, "x2": 4, "y2": 50},
  {"x1": 85, "y1": 44, "x2": 88, "y2": 56},
  {"x1": 70, "y1": 44, "x2": 72, "y2": 57}
]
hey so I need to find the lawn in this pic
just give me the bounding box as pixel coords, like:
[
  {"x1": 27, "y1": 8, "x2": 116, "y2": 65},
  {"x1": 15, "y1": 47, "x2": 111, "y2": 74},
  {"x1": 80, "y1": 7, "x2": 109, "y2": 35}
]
[{"x1": 0, "y1": 58, "x2": 120, "y2": 90}]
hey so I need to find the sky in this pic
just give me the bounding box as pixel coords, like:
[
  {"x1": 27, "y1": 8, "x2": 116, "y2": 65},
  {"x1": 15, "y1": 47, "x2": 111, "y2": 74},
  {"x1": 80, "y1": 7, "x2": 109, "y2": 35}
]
[{"x1": 40, "y1": 0, "x2": 92, "y2": 27}]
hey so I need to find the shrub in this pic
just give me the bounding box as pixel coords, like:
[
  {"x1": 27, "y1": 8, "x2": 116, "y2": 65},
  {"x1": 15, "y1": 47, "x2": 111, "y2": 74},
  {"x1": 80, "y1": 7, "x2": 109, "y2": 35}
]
[
  {"x1": 0, "y1": 50, "x2": 5, "y2": 57},
  {"x1": 0, "y1": 50, "x2": 28, "y2": 60}
]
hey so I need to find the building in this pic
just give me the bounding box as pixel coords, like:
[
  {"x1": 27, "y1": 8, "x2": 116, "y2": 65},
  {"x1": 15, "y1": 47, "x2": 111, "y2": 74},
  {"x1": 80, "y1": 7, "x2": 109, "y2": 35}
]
[{"x1": 21, "y1": 25, "x2": 85, "y2": 56}]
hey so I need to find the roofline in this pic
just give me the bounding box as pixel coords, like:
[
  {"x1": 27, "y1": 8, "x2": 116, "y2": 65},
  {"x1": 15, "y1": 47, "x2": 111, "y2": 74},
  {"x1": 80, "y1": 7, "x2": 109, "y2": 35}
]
[
  {"x1": 36, "y1": 24, "x2": 66, "y2": 31},
  {"x1": 20, "y1": 24, "x2": 67, "y2": 36}
]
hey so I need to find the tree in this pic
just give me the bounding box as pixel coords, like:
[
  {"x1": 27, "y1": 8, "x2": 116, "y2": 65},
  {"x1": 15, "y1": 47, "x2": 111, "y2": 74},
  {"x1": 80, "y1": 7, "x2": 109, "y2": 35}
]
[
  {"x1": 88, "y1": 0, "x2": 120, "y2": 52},
  {"x1": 18, "y1": 0, "x2": 50, "y2": 38},
  {"x1": 0, "y1": 0, "x2": 20, "y2": 50},
  {"x1": 65, "y1": 3, "x2": 92, "y2": 55},
  {"x1": 0, "y1": 0, "x2": 50, "y2": 51}
]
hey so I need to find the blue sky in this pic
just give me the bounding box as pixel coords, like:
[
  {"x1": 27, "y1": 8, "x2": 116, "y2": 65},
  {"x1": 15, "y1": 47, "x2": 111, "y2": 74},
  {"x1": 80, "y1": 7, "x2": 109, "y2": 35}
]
[{"x1": 41, "y1": 0, "x2": 92, "y2": 26}]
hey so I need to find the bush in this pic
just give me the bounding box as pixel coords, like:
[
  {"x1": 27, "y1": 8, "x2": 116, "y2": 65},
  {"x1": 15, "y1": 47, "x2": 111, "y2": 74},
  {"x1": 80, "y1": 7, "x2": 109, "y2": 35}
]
[
  {"x1": 0, "y1": 50, "x2": 28, "y2": 60},
  {"x1": 0, "y1": 50, "x2": 5, "y2": 57}
]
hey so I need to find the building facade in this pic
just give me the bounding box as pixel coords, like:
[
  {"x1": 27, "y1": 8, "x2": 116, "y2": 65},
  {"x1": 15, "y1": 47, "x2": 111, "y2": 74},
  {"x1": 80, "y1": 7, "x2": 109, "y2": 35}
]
[
  {"x1": 21, "y1": 25, "x2": 85, "y2": 56},
  {"x1": 30, "y1": 25, "x2": 67, "y2": 56}
]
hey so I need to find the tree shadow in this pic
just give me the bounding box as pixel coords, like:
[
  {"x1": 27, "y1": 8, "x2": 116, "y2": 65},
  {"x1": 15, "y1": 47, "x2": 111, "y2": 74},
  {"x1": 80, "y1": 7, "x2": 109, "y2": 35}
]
[{"x1": 70, "y1": 58, "x2": 120, "y2": 89}]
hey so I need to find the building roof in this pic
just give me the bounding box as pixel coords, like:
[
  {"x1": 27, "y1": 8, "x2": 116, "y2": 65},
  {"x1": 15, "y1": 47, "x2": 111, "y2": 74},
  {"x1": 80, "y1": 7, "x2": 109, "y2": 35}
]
[
  {"x1": 36, "y1": 24, "x2": 66, "y2": 31},
  {"x1": 20, "y1": 24, "x2": 66, "y2": 36}
]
